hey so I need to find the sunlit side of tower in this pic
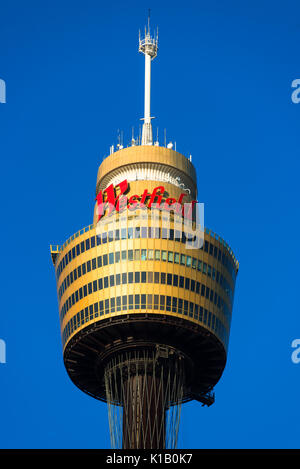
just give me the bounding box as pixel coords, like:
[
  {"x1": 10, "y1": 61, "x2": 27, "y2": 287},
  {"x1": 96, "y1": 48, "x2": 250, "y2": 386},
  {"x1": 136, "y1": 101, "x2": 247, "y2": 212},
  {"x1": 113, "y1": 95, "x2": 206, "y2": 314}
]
[{"x1": 50, "y1": 19, "x2": 239, "y2": 449}]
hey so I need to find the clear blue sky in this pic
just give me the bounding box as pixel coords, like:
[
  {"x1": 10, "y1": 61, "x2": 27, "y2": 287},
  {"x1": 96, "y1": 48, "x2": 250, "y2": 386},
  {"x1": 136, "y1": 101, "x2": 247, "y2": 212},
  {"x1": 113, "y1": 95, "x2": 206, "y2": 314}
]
[{"x1": 1, "y1": 0, "x2": 300, "y2": 449}]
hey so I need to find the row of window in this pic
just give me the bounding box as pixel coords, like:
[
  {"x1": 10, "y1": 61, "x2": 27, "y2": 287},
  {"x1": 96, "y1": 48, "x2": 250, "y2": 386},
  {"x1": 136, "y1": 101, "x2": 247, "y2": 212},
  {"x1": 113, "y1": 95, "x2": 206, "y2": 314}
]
[
  {"x1": 57, "y1": 248, "x2": 234, "y2": 304},
  {"x1": 59, "y1": 270, "x2": 231, "y2": 327},
  {"x1": 56, "y1": 227, "x2": 237, "y2": 282},
  {"x1": 61, "y1": 294, "x2": 229, "y2": 349}
]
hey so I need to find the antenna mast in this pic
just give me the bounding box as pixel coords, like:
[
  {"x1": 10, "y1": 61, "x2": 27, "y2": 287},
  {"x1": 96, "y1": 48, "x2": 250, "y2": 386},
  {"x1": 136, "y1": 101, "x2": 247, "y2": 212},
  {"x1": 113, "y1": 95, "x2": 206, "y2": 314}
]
[{"x1": 139, "y1": 12, "x2": 158, "y2": 145}]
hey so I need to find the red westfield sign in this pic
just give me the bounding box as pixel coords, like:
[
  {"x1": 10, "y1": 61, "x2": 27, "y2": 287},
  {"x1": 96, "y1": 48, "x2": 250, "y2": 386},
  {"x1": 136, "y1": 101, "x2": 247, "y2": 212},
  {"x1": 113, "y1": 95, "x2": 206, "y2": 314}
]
[{"x1": 95, "y1": 179, "x2": 197, "y2": 221}]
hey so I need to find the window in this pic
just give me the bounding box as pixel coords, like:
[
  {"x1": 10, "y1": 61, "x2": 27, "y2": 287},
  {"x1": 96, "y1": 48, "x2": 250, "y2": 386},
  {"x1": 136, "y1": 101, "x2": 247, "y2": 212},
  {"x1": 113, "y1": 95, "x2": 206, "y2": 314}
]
[
  {"x1": 173, "y1": 274, "x2": 178, "y2": 287},
  {"x1": 116, "y1": 274, "x2": 120, "y2": 286},
  {"x1": 148, "y1": 271, "x2": 153, "y2": 283},
  {"x1": 155, "y1": 250, "x2": 160, "y2": 261},
  {"x1": 185, "y1": 278, "x2": 190, "y2": 290},
  {"x1": 109, "y1": 253, "x2": 114, "y2": 264},
  {"x1": 180, "y1": 254, "x2": 186, "y2": 266},
  {"x1": 108, "y1": 231, "x2": 114, "y2": 242},
  {"x1": 194, "y1": 304, "x2": 199, "y2": 320},
  {"x1": 121, "y1": 250, "x2": 127, "y2": 261},
  {"x1": 135, "y1": 294, "x2": 140, "y2": 309},
  {"x1": 168, "y1": 251, "x2": 173, "y2": 263},
  {"x1": 141, "y1": 294, "x2": 146, "y2": 309},
  {"x1": 97, "y1": 256, "x2": 102, "y2": 268},
  {"x1": 129, "y1": 295, "x2": 133, "y2": 310},
  {"x1": 128, "y1": 272, "x2": 133, "y2": 283},
  {"x1": 110, "y1": 297, "x2": 115, "y2": 313},
  {"x1": 174, "y1": 253, "x2": 180, "y2": 264},
  {"x1": 161, "y1": 250, "x2": 167, "y2": 262},
  {"x1": 115, "y1": 251, "x2": 120, "y2": 263},
  {"x1": 104, "y1": 277, "x2": 109, "y2": 288},
  {"x1": 103, "y1": 254, "x2": 108, "y2": 266},
  {"x1": 191, "y1": 280, "x2": 195, "y2": 292},
  {"x1": 110, "y1": 275, "x2": 115, "y2": 287},
  {"x1": 134, "y1": 249, "x2": 140, "y2": 260},
  {"x1": 134, "y1": 227, "x2": 141, "y2": 239},
  {"x1": 141, "y1": 249, "x2": 147, "y2": 260},
  {"x1": 122, "y1": 273, "x2": 127, "y2": 284},
  {"x1": 179, "y1": 276, "x2": 184, "y2": 288},
  {"x1": 147, "y1": 294, "x2": 152, "y2": 308},
  {"x1": 192, "y1": 258, "x2": 197, "y2": 269},
  {"x1": 128, "y1": 250, "x2": 133, "y2": 261},
  {"x1": 135, "y1": 272, "x2": 140, "y2": 283},
  {"x1": 141, "y1": 271, "x2": 147, "y2": 283},
  {"x1": 154, "y1": 272, "x2": 160, "y2": 283},
  {"x1": 172, "y1": 297, "x2": 177, "y2": 313},
  {"x1": 102, "y1": 232, "x2": 107, "y2": 244},
  {"x1": 91, "y1": 236, "x2": 95, "y2": 248},
  {"x1": 154, "y1": 295, "x2": 159, "y2": 310},
  {"x1": 161, "y1": 272, "x2": 166, "y2": 284},
  {"x1": 167, "y1": 273, "x2": 172, "y2": 285},
  {"x1": 160, "y1": 295, "x2": 165, "y2": 310},
  {"x1": 122, "y1": 296, "x2": 127, "y2": 310},
  {"x1": 148, "y1": 249, "x2": 154, "y2": 260},
  {"x1": 166, "y1": 296, "x2": 171, "y2": 312}
]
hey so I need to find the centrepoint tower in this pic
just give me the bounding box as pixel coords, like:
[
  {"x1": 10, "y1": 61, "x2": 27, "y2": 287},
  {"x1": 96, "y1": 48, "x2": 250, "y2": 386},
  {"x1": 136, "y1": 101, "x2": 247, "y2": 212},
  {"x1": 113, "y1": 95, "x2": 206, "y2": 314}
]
[{"x1": 51, "y1": 19, "x2": 239, "y2": 449}]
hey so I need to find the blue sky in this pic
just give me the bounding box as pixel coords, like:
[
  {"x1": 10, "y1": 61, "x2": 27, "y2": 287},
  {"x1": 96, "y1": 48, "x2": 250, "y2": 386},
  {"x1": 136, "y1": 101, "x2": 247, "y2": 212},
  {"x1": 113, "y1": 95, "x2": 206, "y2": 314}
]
[{"x1": 0, "y1": 0, "x2": 300, "y2": 449}]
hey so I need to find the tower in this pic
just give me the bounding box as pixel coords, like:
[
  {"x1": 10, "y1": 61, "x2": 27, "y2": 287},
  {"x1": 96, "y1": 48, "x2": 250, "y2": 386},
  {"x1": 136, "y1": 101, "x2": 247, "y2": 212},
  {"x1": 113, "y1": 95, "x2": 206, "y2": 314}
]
[{"x1": 50, "y1": 18, "x2": 239, "y2": 449}]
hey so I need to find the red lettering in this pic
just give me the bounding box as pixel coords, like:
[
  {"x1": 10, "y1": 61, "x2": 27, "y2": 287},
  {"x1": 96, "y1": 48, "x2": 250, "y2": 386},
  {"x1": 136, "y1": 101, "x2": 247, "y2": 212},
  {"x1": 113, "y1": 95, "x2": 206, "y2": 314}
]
[
  {"x1": 127, "y1": 195, "x2": 140, "y2": 211},
  {"x1": 95, "y1": 179, "x2": 128, "y2": 221},
  {"x1": 148, "y1": 186, "x2": 165, "y2": 208}
]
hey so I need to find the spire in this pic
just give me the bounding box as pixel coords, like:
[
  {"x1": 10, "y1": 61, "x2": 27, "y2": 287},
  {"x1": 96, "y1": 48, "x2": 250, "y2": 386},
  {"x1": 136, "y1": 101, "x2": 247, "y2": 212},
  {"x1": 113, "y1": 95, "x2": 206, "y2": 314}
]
[{"x1": 139, "y1": 14, "x2": 158, "y2": 145}]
